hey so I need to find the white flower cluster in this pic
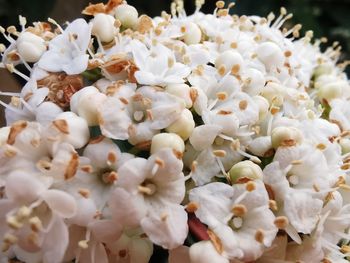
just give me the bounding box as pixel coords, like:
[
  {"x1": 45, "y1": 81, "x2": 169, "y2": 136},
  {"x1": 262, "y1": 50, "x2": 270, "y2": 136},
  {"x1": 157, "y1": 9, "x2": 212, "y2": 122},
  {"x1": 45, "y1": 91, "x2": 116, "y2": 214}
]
[{"x1": 1, "y1": 0, "x2": 350, "y2": 262}]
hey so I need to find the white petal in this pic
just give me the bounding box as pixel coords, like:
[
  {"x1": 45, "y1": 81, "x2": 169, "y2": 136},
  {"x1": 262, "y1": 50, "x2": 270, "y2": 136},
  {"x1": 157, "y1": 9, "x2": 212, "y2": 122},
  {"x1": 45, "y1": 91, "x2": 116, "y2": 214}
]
[
  {"x1": 129, "y1": 237, "x2": 154, "y2": 263},
  {"x1": 5, "y1": 171, "x2": 46, "y2": 204},
  {"x1": 284, "y1": 191, "x2": 323, "y2": 234},
  {"x1": 189, "y1": 241, "x2": 229, "y2": 263},
  {"x1": 42, "y1": 189, "x2": 77, "y2": 218},
  {"x1": 189, "y1": 182, "x2": 233, "y2": 228},
  {"x1": 42, "y1": 215, "x2": 69, "y2": 263},
  {"x1": 109, "y1": 187, "x2": 147, "y2": 227},
  {"x1": 190, "y1": 124, "x2": 222, "y2": 151},
  {"x1": 141, "y1": 204, "x2": 188, "y2": 249}
]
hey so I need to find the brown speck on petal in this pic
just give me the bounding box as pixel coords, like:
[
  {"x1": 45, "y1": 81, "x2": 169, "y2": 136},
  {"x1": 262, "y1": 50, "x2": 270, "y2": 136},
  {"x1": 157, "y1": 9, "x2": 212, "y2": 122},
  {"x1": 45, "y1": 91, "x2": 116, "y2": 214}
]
[
  {"x1": 269, "y1": 200, "x2": 278, "y2": 211},
  {"x1": 155, "y1": 157, "x2": 165, "y2": 168},
  {"x1": 7, "y1": 120, "x2": 27, "y2": 145},
  {"x1": 186, "y1": 202, "x2": 199, "y2": 213},
  {"x1": 53, "y1": 119, "x2": 69, "y2": 134},
  {"x1": 190, "y1": 88, "x2": 198, "y2": 104},
  {"x1": 64, "y1": 153, "x2": 79, "y2": 180},
  {"x1": 107, "y1": 151, "x2": 118, "y2": 164},
  {"x1": 103, "y1": 55, "x2": 138, "y2": 83},
  {"x1": 231, "y1": 204, "x2": 247, "y2": 217},
  {"x1": 255, "y1": 229, "x2": 264, "y2": 243},
  {"x1": 207, "y1": 229, "x2": 223, "y2": 254},
  {"x1": 172, "y1": 149, "x2": 183, "y2": 160},
  {"x1": 119, "y1": 249, "x2": 127, "y2": 258},
  {"x1": 78, "y1": 188, "x2": 91, "y2": 198},
  {"x1": 274, "y1": 216, "x2": 289, "y2": 229}
]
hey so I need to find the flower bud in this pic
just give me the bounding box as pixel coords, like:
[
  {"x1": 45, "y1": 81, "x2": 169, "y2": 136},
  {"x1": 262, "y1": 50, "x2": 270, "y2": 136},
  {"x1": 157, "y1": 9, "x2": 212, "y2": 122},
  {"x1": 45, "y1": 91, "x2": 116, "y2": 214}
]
[
  {"x1": 242, "y1": 68, "x2": 265, "y2": 96},
  {"x1": 228, "y1": 160, "x2": 263, "y2": 184},
  {"x1": 165, "y1": 84, "x2": 192, "y2": 108},
  {"x1": 340, "y1": 138, "x2": 350, "y2": 155},
  {"x1": 317, "y1": 81, "x2": 343, "y2": 102},
  {"x1": 17, "y1": 32, "x2": 46, "y2": 63},
  {"x1": 151, "y1": 133, "x2": 185, "y2": 154},
  {"x1": 256, "y1": 42, "x2": 284, "y2": 70},
  {"x1": 91, "y1": 13, "x2": 116, "y2": 43},
  {"x1": 183, "y1": 22, "x2": 202, "y2": 45},
  {"x1": 52, "y1": 112, "x2": 90, "y2": 149},
  {"x1": 0, "y1": 126, "x2": 10, "y2": 146},
  {"x1": 166, "y1": 109, "x2": 195, "y2": 140},
  {"x1": 313, "y1": 64, "x2": 333, "y2": 79},
  {"x1": 189, "y1": 241, "x2": 229, "y2": 263},
  {"x1": 247, "y1": 136, "x2": 272, "y2": 157},
  {"x1": 215, "y1": 50, "x2": 244, "y2": 75},
  {"x1": 271, "y1": 126, "x2": 303, "y2": 149},
  {"x1": 115, "y1": 4, "x2": 139, "y2": 29},
  {"x1": 70, "y1": 86, "x2": 100, "y2": 113},
  {"x1": 253, "y1": 95, "x2": 269, "y2": 121},
  {"x1": 75, "y1": 89, "x2": 107, "y2": 126},
  {"x1": 260, "y1": 82, "x2": 285, "y2": 106}
]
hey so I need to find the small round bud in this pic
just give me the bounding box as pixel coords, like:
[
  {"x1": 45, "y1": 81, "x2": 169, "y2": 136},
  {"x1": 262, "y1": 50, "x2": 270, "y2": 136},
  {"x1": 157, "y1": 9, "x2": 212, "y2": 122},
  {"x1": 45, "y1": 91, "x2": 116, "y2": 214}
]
[
  {"x1": 340, "y1": 138, "x2": 350, "y2": 155},
  {"x1": 183, "y1": 22, "x2": 202, "y2": 45},
  {"x1": 313, "y1": 64, "x2": 333, "y2": 79},
  {"x1": 166, "y1": 109, "x2": 195, "y2": 140},
  {"x1": 70, "y1": 86, "x2": 99, "y2": 113},
  {"x1": 189, "y1": 241, "x2": 228, "y2": 263},
  {"x1": 215, "y1": 50, "x2": 244, "y2": 75},
  {"x1": 256, "y1": 42, "x2": 284, "y2": 70},
  {"x1": 0, "y1": 126, "x2": 10, "y2": 146},
  {"x1": 242, "y1": 68, "x2": 265, "y2": 96},
  {"x1": 91, "y1": 13, "x2": 116, "y2": 43},
  {"x1": 115, "y1": 4, "x2": 139, "y2": 29},
  {"x1": 271, "y1": 126, "x2": 303, "y2": 149},
  {"x1": 17, "y1": 32, "x2": 46, "y2": 63},
  {"x1": 77, "y1": 92, "x2": 107, "y2": 126},
  {"x1": 228, "y1": 160, "x2": 263, "y2": 184},
  {"x1": 52, "y1": 112, "x2": 90, "y2": 149},
  {"x1": 253, "y1": 96, "x2": 269, "y2": 121},
  {"x1": 317, "y1": 81, "x2": 343, "y2": 102},
  {"x1": 247, "y1": 136, "x2": 272, "y2": 157},
  {"x1": 260, "y1": 82, "x2": 285, "y2": 106},
  {"x1": 151, "y1": 133, "x2": 185, "y2": 154},
  {"x1": 165, "y1": 84, "x2": 193, "y2": 108}
]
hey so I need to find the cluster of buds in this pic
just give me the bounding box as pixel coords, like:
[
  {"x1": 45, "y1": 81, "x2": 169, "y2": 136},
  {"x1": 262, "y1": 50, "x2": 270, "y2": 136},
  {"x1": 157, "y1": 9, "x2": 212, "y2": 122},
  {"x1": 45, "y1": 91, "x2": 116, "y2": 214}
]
[{"x1": 1, "y1": 0, "x2": 350, "y2": 262}]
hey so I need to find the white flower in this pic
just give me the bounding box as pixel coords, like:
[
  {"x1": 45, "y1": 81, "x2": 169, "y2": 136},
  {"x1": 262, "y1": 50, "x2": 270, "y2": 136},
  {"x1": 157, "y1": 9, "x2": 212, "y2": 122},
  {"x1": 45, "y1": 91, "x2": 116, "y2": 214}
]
[
  {"x1": 189, "y1": 180, "x2": 278, "y2": 261},
  {"x1": 38, "y1": 19, "x2": 92, "y2": 75},
  {"x1": 109, "y1": 149, "x2": 187, "y2": 249},
  {"x1": 98, "y1": 85, "x2": 185, "y2": 146},
  {"x1": 130, "y1": 40, "x2": 191, "y2": 86}
]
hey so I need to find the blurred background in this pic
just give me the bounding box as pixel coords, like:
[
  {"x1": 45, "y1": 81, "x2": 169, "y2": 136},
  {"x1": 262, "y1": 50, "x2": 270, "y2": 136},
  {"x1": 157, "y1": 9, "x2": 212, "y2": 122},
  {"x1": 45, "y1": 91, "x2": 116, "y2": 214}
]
[{"x1": 1, "y1": 0, "x2": 350, "y2": 126}]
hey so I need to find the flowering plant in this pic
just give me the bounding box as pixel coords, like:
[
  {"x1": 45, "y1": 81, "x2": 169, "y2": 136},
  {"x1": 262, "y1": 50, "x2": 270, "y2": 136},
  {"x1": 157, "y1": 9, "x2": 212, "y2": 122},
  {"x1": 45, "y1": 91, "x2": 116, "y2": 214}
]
[{"x1": 1, "y1": 0, "x2": 350, "y2": 262}]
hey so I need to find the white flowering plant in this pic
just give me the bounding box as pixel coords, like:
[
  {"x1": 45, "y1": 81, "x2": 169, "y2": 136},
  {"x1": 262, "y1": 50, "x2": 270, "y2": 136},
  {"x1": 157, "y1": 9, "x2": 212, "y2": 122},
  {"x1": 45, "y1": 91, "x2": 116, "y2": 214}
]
[{"x1": 1, "y1": 0, "x2": 350, "y2": 262}]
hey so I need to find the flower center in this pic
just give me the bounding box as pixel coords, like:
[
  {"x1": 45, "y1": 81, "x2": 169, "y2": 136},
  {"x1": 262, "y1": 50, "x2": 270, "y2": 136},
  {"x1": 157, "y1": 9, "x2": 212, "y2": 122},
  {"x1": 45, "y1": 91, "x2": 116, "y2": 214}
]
[
  {"x1": 229, "y1": 216, "x2": 243, "y2": 230},
  {"x1": 138, "y1": 180, "x2": 157, "y2": 196}
]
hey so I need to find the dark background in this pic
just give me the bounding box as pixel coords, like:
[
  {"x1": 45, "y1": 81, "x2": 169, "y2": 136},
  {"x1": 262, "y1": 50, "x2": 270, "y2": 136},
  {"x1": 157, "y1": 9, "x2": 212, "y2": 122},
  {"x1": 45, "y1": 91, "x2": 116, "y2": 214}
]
[{"x1": 1, "y1": 0, "x2": 350, "y2": 126}]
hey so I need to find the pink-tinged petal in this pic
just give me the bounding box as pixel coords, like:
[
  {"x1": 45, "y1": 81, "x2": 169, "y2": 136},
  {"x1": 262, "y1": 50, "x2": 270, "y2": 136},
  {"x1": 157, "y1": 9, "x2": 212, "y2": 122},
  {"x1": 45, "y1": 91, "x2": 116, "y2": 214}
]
[
  {"x1": 12, "y1": 246, "x2": 43, "y2": 263},
  {"x1": 98, "y1": 97, "x2": 131, "y2": 140},
  {"x1": 141, "y1": 204, "x2": 188, "y2": 249},
  {"x1": 92, "y1": 242, "x2": 109, "y2": 263},
  {"x1": 190, "y1": 124, "x2": 222, "y2": 151},
  {"x1": 129, "y1": 237, "x2": 153, "y2": 263},
  {"x1": 68, "y1": 197, "x2": 97, "y2": 227},
  {"x1": 169, "y1": 246, "x2": 191, "y2": 263},
  {"x1": 89, "y1": 219, "x2": 123, "y2": 243},
  {"x1": 42, "y1": 189, "x2": 77, "y2": 218},
  {"x1": 109, "y1": 187, "x2": 147, "y2": 227},
  {"x1": 5, "y1": 171, "x2": 46, "y2": 204},
  {"x1": 42, "y1": 215, "x2": 69, "y2": 263}
]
